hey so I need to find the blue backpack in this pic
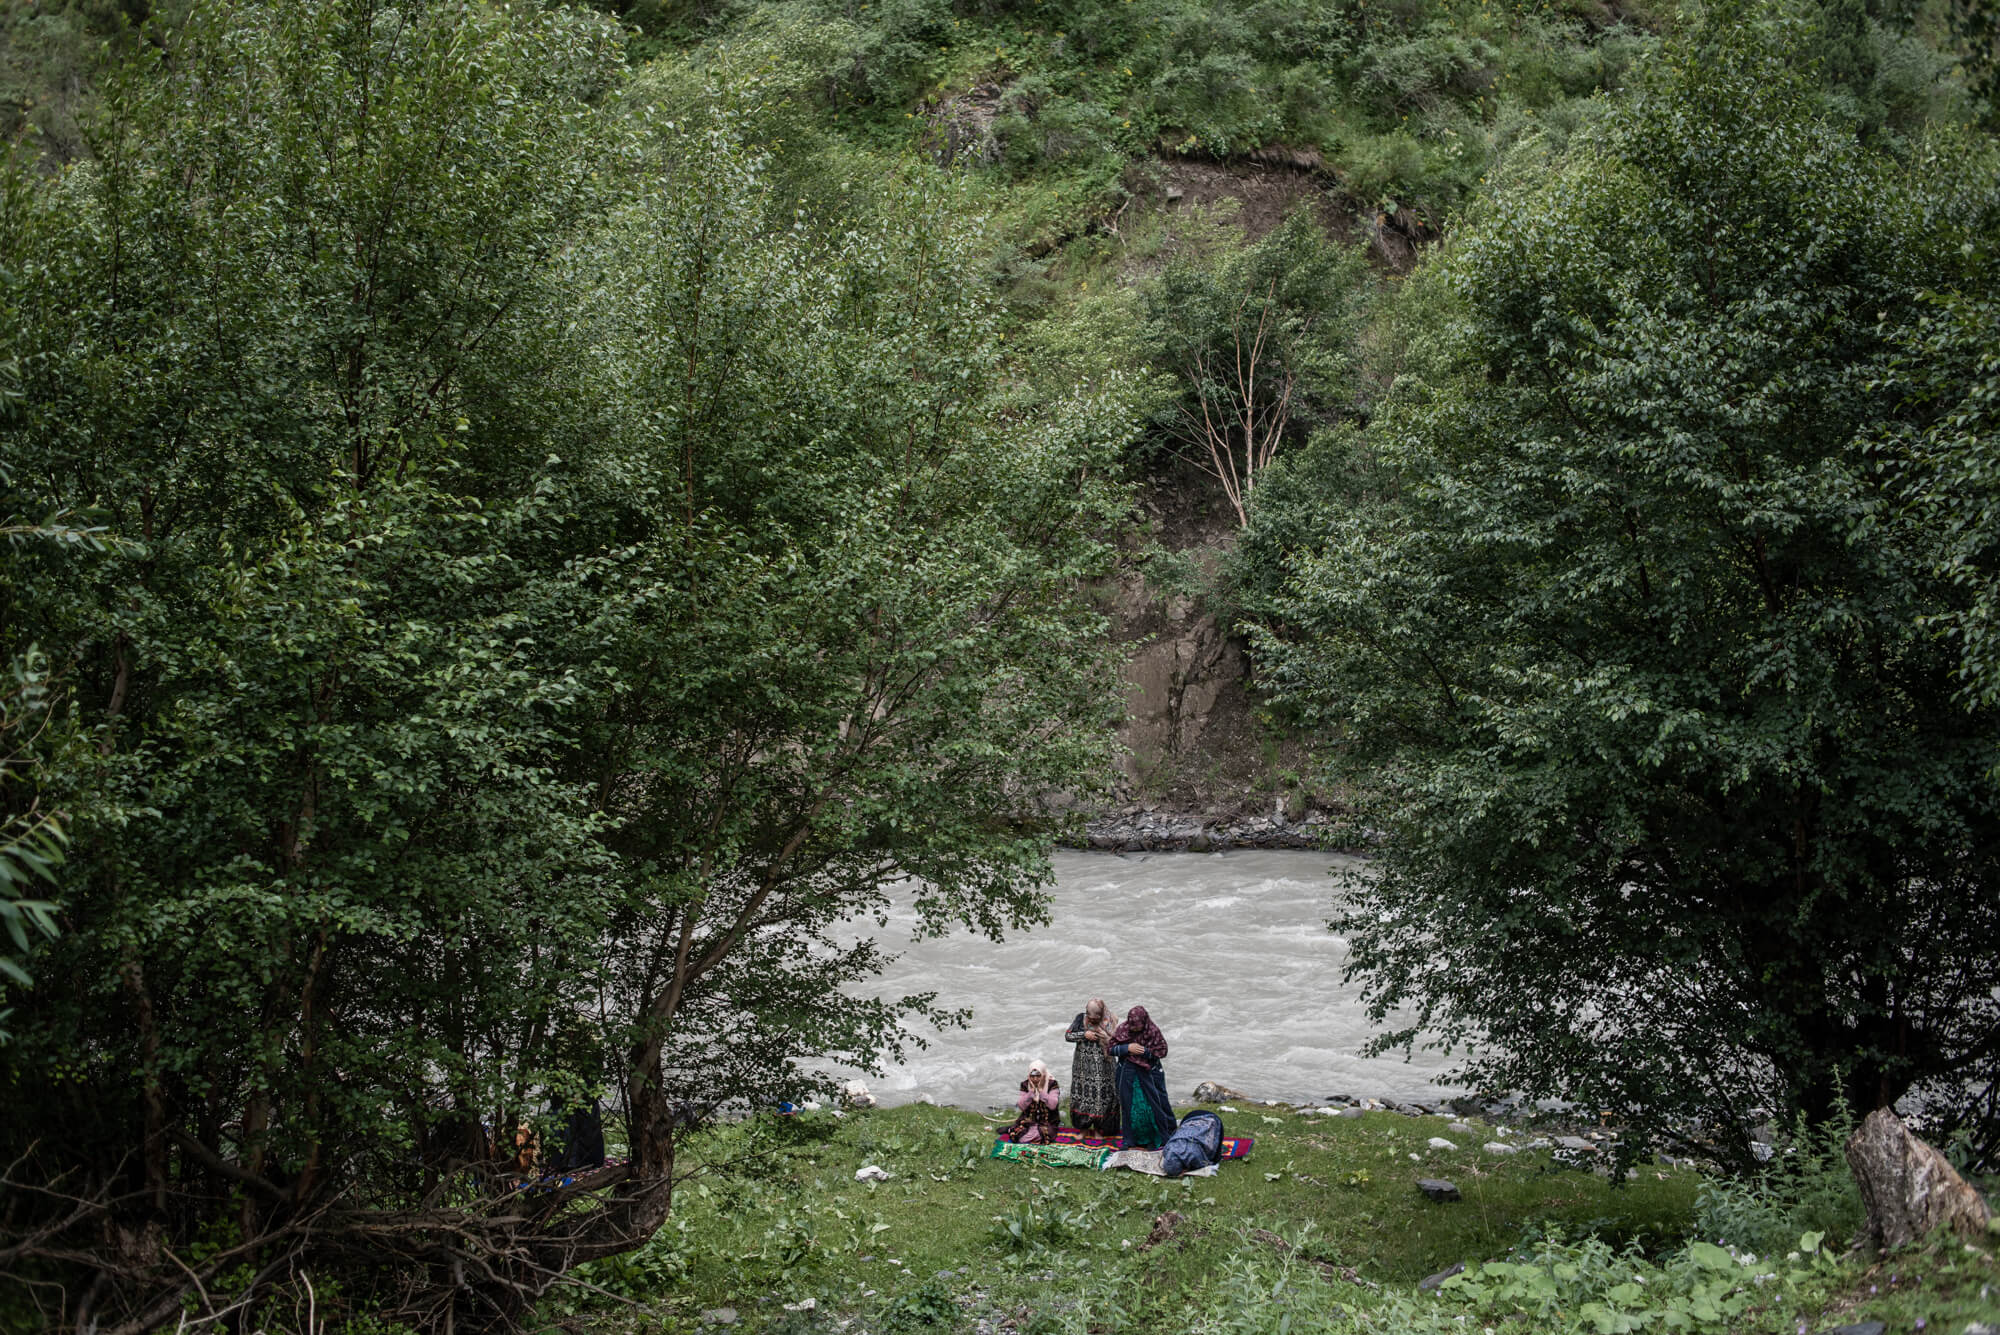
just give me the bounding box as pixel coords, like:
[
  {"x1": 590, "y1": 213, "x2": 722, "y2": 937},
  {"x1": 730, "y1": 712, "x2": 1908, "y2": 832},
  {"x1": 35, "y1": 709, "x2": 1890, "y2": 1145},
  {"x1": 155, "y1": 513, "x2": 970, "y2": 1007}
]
[{"x1": 1160, "y1": 1110, "x2": 1225, "y2": 1177}]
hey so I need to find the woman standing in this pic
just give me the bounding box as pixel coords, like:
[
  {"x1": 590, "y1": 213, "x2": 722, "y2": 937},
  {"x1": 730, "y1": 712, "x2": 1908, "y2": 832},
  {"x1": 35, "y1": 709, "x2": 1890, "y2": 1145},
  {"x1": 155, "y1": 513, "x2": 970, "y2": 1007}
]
[
  {"x1": 1109, "y1": 1005, "x2": 1178, "y2": 1149},
  {"x1": 999, "y1": 1060, "x2": 1062, "y2": 1143},
  {"x1": 1063, "y1": 998, "x2": 1121, "y2": 1133}
]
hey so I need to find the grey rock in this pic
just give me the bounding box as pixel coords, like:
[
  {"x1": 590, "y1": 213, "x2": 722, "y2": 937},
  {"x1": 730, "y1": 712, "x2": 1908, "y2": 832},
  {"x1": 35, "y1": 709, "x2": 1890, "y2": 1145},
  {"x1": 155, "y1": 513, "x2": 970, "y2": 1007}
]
[
  {"x1": 1556, "y1": 1136, "x2": 1597, "y2": 1152},
  {"x1": 1339, "y1": 1108, "x2": 1368, "y2": 1118},
  {"x1": 1846, "y1": 1108, "x2": 1994, "y2": 1249},
  {"x1": 700, "y1": 1309, "x2": 739, "y2": 1326},
  {"x1": 1418, "y1": 1262, "x2": 1465, "y2": 1291},
  {"x1": 1818, "y1": 1324, "x2": 1884, "y2": 1335},
  {"x1": 1416, "y1": 1178, "x2": 1461, "y2": 1202},
  {"x1": 1963, "y1": 1324, "x2": 1999, "y2": 1335},
  {"x1": 1447, "y1": 1122, "x2": 1475, "y2": 1135},
  {"x1": 1192, "y1": 1081, "x2": 1251, "y2": 1104},
  {"x1": 1483, "y1": 1142, "x2": 1517, "y2": 1155}
]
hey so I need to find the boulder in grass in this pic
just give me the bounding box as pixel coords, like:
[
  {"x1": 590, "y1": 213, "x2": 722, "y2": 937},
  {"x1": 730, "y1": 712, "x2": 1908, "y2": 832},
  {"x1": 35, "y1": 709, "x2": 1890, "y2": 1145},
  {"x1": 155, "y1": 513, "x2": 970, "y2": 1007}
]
[
  {"x1": 1416, "y1": 1178, "x2": 1461, "y2": 1202},
  {"x1": 1418, "y1": 1262, "x2": 1465, "y2": 1291},
  {"x1": 1844, "y1": 1108, "x2": 1993, "y2": 1250}
]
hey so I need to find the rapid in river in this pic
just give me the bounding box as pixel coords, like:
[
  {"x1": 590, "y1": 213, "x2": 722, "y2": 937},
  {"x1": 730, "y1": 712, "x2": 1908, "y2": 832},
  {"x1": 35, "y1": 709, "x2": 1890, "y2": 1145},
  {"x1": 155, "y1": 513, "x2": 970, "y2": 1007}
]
[{"x1": 848, "y1": 849, "x2": 1462, "y2": 1111}]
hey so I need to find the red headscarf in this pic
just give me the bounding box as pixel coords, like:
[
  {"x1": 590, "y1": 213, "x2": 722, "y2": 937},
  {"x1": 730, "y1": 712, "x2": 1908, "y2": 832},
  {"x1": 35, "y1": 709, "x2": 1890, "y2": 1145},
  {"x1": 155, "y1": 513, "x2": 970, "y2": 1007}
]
[{"x1": 1111, "y1": 1005, "x2": 1168, "y2": 1070}]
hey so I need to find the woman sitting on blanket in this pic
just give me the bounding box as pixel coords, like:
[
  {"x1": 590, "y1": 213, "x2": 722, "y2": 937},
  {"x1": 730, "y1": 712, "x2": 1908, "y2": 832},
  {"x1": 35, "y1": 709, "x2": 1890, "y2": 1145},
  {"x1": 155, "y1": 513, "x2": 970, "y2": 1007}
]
[
  {"x1": 1109, "y1": 1005, "x2": 1178, "y2": 1149},
  {"x1": 1062, "y1": 998, "x2": 1121, "y2": 1134},
  {"x1": 1000, "y1": 1060, "x2": 1061, "y2": 1143}
]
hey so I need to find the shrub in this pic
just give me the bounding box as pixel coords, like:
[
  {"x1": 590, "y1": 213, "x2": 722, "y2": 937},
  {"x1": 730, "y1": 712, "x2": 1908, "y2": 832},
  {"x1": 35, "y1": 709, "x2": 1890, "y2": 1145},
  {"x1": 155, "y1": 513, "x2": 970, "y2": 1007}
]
[{"x1": 1692, "y1": 1113, "x2": 1867, "y2": 1257}]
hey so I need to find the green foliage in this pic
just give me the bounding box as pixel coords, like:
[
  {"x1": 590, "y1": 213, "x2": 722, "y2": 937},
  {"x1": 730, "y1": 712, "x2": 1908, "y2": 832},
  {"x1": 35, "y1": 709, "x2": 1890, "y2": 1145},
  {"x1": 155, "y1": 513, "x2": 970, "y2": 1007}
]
[
  {"x1": 1691, "y1": 1112, "x2": 1866, "y2": 1256},
  {"x1": 1138, "y1": 208, "x2": 1372, "y2": 520},
  {"x1": 1433, "y1": 1226, "x2": 1846, "y2": 1333},
  {"x1": 1875, "y1": 279, "x2": 2000, "y2": 707},
  {"x1": 0, "y1": 0, "x2": 150, "y2": 163},
  {"x1": 880, "y1": 1275, "x2": 960, "y2": 1326},
  {"x1": 648, "y1": 0, "x2": 1661, "y2": 228},
  {"x1": 1254, "y1": 14, "x2": 2000, "y2": 1160},
  {"x1": 987, "y1": 1179, "x2": 1087, "y2": 1251},
  {"x1": 0, "y1": 648, "x2": 65, "y2": 1022},
  {"x1": 0, "y1": 0, "x2": 1135, "y2": 1323}
]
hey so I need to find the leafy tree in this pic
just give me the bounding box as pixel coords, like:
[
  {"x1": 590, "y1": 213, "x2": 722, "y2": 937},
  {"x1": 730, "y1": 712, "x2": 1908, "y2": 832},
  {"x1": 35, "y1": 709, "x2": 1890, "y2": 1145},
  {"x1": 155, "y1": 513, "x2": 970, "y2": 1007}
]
[
  {"x1": 536, "y1": 121, "x2": 1134, "y2": 1235},
  {"x1": 1875, "y1": 287, "x2": 2000, "y2": 705},
  {"x1": 0, "y1": 1, "x2": 1131, "y2": 1328},
  {"x1": 1256, "y1": 21, "x2": 2000, "y2": 1165},
  {"x1": 1140, "y1": 209, "x2": 1370, "y2": 524}
]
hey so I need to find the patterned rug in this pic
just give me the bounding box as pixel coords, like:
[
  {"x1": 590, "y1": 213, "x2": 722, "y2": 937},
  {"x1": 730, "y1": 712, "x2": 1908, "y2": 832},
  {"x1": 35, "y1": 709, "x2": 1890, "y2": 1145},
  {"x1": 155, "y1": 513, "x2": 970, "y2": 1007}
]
[
  {"x1": 989, "y1": 1129, "x2": 1254, "y2": 1165},
  {"x1": 1041, "y1": 1127, "x2": 1256, "y2": 1159}
]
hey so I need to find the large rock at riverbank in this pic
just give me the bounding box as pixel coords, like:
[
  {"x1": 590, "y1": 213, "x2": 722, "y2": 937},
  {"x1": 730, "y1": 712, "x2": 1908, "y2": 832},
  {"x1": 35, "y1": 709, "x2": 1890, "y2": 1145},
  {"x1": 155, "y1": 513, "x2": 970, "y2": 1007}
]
[{"x1": 1845, "y1": 1108, "x2": 1993, "y2": 1250}]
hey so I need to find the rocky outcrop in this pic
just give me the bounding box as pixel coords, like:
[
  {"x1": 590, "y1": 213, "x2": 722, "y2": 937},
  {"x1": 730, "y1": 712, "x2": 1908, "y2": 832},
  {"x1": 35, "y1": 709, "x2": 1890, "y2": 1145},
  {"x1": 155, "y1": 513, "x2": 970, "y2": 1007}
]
[
  {"x1": 1089, "y1": 471, "x2": 1332, "y2": 834},
  {"x1": 1075, "y1": 807, "x2": 1339, "y2": 851},
  {"x1": 1844, "y1": 1108, "x2": 1993, "y2": 1250}
]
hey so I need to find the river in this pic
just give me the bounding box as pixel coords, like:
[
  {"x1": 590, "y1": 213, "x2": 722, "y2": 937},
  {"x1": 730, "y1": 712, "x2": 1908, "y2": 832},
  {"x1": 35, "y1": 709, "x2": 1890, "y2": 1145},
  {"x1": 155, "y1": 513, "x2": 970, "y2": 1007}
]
[{"x1": 845, "y1": 849, "x2": 1462, "y2": 1111}]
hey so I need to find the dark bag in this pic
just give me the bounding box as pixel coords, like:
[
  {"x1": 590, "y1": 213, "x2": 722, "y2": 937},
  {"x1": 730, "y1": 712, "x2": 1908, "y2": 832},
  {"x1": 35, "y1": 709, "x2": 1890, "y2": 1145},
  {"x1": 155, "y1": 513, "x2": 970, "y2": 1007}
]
[
  {"x1": 547, "y1": 1099, "x2": 607, "y2": 1172},
  {"x1": 1160, "y1": 1109, "x2": 1224, "y2": 1177}
]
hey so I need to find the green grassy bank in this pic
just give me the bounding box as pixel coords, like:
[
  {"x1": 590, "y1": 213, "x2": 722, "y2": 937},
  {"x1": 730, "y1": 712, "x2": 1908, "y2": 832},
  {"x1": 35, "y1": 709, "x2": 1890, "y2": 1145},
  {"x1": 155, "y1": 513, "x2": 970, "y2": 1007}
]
[{"x1": 545, "y1": 1103, "x2": 2000, "y2": 1334}]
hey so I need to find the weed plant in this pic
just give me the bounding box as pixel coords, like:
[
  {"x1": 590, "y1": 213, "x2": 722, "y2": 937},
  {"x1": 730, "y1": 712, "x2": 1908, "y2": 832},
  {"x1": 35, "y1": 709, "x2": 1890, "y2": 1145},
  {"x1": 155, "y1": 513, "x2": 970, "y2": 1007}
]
[{"x1": 1691, "y1": 1111, "x2": 1867, "y2": 1258}]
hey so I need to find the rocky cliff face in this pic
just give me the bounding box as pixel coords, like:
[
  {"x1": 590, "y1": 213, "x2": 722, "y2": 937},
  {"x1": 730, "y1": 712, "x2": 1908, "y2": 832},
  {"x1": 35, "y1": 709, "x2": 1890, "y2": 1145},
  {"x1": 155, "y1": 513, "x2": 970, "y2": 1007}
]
[{"x1": 1085, "y1": 471, "x2": 1329, "y2": 850}]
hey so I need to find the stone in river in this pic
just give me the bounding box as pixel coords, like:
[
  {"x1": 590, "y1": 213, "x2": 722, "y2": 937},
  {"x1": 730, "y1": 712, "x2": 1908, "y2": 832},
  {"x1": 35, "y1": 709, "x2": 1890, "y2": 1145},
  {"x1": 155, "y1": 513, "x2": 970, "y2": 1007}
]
[{"x1": 1416, "y1": 1178, "x2": 1460, "y2": 1202}]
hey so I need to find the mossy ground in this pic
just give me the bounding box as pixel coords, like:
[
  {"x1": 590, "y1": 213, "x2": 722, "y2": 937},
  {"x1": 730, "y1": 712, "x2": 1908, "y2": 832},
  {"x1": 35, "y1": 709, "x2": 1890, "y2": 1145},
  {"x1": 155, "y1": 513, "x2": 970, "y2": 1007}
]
[{"x1": 548, "y1": 1103, "x2": 1999, "y2": 1333}]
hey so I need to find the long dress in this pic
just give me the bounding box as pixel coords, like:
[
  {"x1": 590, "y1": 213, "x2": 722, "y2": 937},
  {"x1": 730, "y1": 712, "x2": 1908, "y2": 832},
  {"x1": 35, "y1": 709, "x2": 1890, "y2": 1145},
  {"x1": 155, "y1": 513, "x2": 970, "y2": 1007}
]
[
  {"x1": 1063, "y1": 1013, "x2": 1121, "y2": 1133},
  {"x1": 1113, "y1": 1051, "x2": 1178, "y2": 1148}
]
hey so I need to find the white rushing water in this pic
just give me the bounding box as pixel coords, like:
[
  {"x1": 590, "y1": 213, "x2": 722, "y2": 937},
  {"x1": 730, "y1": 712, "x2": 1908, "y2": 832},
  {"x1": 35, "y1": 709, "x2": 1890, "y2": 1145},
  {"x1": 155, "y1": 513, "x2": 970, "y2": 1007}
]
[{"x1": 841, "y1": 849, "x2": 1462, "y2": 1111}]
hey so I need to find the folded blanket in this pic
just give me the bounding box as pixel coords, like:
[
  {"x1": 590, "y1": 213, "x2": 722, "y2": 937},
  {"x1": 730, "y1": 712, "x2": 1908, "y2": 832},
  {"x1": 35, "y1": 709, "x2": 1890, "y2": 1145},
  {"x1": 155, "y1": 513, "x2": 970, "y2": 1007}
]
[
  {"x1": 988, "y1": 1140, "x2": 1111, "y2": 1170},
  {"x1": 1104, "y1": 1149, "x2": 1217, "y2": 1177}
]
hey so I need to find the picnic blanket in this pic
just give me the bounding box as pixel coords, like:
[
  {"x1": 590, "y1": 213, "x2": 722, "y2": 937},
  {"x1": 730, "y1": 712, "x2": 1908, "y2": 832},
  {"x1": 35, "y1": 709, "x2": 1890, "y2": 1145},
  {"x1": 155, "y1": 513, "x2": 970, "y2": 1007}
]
[
  {"x1": 1040, "y1": 1127, "x2": 1255, "y2": 1159},
  {"x1": 989, "y1": 1129, "x2": 1254, "y2": 1169},
  {"x1": 988, "y1": 1140, "x2": 1112, "y2": 1169},
  {"x1": 1104, "y1": 1148, "x2": 1217, "y2": 1177}
]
